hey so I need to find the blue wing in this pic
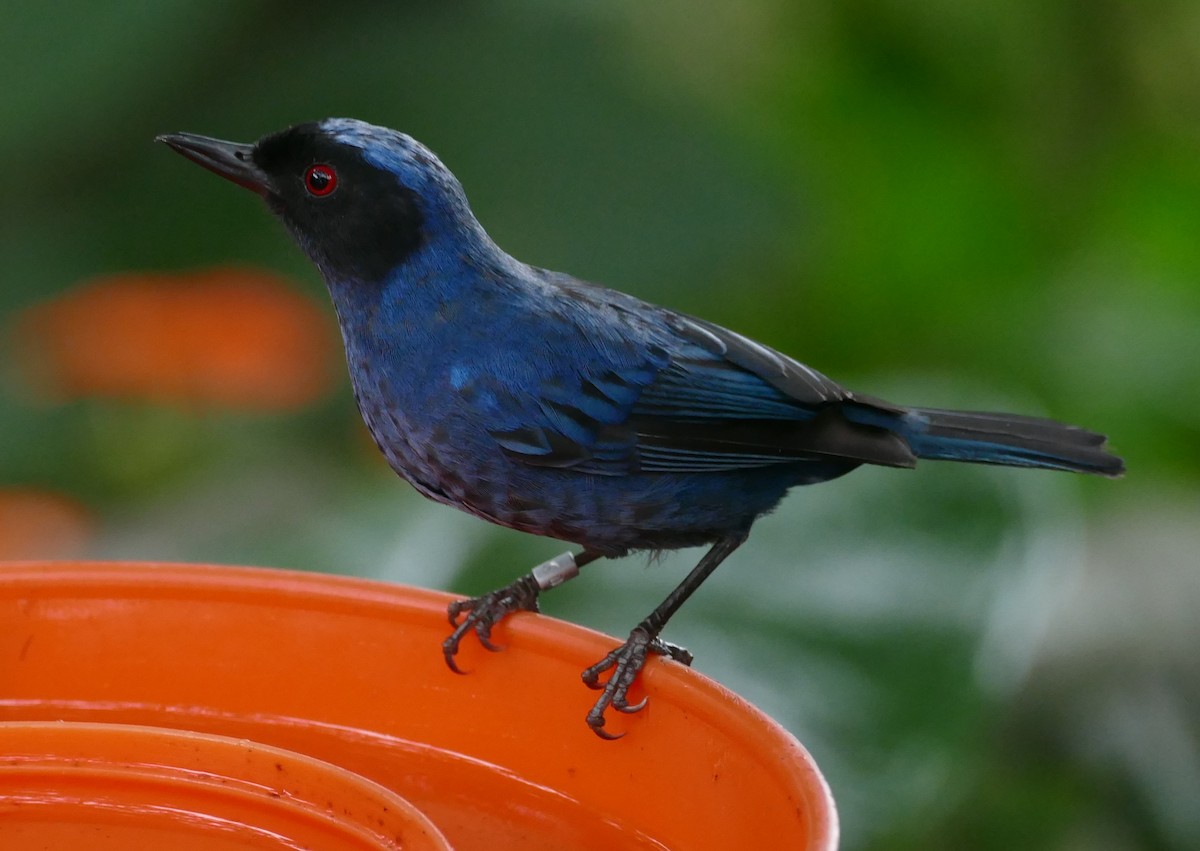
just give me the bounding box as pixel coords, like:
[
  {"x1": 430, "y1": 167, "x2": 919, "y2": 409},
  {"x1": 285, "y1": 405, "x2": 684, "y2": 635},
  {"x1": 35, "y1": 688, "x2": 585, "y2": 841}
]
[{"x1": 480, "y1": 275, "x2": 916, "y2": 475}]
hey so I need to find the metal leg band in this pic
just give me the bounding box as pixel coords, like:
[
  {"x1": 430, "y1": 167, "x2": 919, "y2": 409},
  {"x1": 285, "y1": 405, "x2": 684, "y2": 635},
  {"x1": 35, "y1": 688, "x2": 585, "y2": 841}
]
[{"x1": 531, "y1": 551, "x2": 580, "y2": 591}]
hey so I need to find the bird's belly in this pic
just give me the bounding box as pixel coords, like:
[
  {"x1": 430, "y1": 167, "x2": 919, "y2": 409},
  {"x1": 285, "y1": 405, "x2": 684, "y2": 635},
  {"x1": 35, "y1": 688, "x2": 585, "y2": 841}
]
[
  {"x1": 349, "y1": 365, "x2": 842, "y2": 553},
  {"x1": 364, "y1": 411, "x2": 803, "y2": 551}
]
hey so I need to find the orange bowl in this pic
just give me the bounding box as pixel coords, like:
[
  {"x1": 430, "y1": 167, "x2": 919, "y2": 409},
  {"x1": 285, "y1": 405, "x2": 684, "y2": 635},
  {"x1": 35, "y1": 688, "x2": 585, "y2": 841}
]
[
  {"x1": 0, "y1": 562, "x2": 837, "y2": 849},
  {"x1": 0, "y1": 721, "x2": 450, "y2": 850}
]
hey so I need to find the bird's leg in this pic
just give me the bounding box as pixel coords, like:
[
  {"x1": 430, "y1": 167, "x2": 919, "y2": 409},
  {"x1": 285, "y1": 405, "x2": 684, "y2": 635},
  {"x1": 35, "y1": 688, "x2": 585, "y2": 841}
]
[
  {"x1": 581, "y1": 533, "x2": 747, "y2": 740},
  {"x1": 442, "y1": 548, "x2": 602, "y2": 673}
]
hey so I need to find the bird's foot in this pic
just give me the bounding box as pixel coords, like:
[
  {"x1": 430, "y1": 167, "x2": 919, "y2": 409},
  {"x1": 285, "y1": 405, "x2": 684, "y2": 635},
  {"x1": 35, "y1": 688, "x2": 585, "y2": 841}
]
[
  {"x1": 443, "y1": 574, "x2": 541, "y2": 673},
  {"x1": 442, "y1": 552, "x2": 585, "y2": 674},
  {"x1": 580, "y1": 626, "x2": 692, "y2": 739}
]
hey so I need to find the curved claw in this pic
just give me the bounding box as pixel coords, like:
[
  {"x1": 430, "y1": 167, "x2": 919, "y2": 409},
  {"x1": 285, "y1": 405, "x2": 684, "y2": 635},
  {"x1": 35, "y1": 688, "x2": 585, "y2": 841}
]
[
  {"x1": 443, "y1": 607, "x2": 502, "y2": 669},
  {"x1": 441, "y1": 576, "x2": 542, "y2": 674},
  {"x1": 587, "y1": 714, "x2": 625, "y2": 741},
  {"x1": 613, "y1": 694, "x2": 648, "y2": 714},
  {"x1": 477, "y1": 631, "x2": 503, "y2": 653},
  {"x1": 442, "y1": 633, "x2": 468, "y2": 675},
  {"x1": 585, "y1": 687, "x2": 626, "y2": 739},
  {"x1": 580, "y1": 626, "x2": 674, "y2": 738}
]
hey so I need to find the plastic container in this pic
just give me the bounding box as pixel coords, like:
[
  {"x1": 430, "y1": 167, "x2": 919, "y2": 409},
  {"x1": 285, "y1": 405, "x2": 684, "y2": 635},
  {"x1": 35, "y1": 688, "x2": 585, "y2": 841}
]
[
  {"x1": 0, "y1": 562, "x2": 838, "y2": 849},
  {"x1": 0, "y1": 721, "x2": 450, "y2": 849}
]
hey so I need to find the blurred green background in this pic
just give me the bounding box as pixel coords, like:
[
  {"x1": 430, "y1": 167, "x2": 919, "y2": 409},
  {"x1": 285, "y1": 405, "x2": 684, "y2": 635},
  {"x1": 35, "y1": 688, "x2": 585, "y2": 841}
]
[{"x1": 3, "y1": 2, "x2": 1198, "y2": 848}]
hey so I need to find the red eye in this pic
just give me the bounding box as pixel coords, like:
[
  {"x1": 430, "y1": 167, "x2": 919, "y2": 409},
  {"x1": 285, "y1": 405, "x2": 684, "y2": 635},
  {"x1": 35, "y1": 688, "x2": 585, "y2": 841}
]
[{"x1": 304, "y1": 164, "x2": 337, "y2": 196}]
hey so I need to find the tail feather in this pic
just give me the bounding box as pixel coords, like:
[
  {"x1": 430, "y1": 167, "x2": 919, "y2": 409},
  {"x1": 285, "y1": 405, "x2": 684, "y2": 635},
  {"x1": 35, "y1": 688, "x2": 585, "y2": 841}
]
[{"x1": 843, "y1": 403, "x2": 1125, "y2": 477}]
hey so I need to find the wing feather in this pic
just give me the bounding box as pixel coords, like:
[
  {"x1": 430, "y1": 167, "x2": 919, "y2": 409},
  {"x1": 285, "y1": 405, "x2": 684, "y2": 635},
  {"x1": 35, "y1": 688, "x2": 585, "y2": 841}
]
[{"x1": 485, "y1": 284, "x2": 907, "y2": 474}]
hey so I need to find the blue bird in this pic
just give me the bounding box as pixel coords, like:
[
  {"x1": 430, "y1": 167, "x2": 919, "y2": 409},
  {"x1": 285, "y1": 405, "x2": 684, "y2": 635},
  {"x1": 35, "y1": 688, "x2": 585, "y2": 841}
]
[{"x1": 159, "y1": 119, "x2": 1124, "y2": 738}]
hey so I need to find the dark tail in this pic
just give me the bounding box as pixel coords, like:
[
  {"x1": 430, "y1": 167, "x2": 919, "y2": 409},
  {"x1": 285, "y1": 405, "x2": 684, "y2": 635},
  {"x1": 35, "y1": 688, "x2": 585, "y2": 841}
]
[{"x1": 843, "y1": 402, "x2": 1125, "y2": 477}]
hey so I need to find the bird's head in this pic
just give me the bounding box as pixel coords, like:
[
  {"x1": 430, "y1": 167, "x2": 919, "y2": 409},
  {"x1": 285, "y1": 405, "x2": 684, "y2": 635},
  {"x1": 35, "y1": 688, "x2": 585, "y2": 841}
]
[{"x1": 158, "y1": 118, "x2": 484, "y2": 283}]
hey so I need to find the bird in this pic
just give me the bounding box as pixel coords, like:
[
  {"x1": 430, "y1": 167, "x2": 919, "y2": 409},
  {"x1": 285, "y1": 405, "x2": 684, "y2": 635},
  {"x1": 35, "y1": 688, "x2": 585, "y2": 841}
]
[{"x1": 158, "y1": 118, "x2": 1124, "y2": 738}]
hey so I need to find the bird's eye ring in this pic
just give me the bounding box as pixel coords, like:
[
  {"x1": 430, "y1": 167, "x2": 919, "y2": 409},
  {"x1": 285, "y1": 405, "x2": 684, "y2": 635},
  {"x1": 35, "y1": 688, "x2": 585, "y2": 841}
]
[{"x1": 304, "y1": 164, "x2": 337, "y2": 197}]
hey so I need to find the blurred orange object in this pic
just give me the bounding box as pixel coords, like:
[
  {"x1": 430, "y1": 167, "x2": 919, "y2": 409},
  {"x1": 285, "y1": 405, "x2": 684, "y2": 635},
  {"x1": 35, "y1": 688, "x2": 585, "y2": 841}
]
[
  {"x1": 0, "y1": 562, "x2": 838, "y2": 850},
  {"x1": 0, "y1": 721, "x2": 451, "y2": 850},
  {"x1": 11, "y1": 268, "x2": 338, "y2": 410},
  {"x1": 0, "y1": 489, "x2": 91, "y2": 559}
]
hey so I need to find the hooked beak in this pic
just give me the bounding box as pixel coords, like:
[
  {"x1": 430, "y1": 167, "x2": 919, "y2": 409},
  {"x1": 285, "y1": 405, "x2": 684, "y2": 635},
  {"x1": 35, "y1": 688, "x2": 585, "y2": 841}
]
[{"x1": 156, "y1": 132, "x2": 268, "y2": 195}]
